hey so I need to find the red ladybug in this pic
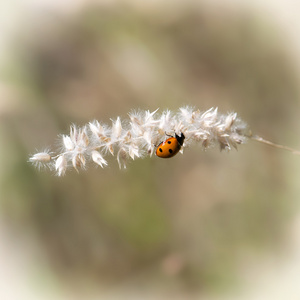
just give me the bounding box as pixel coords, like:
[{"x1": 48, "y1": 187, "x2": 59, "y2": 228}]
[{"x1": 156, "y1": 132, "x2": 185, "y2": 158}]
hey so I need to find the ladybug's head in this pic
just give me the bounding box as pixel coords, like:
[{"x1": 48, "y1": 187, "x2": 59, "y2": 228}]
[{"x1": 175, "y1": 132, "x2": 185, "y2": 146}]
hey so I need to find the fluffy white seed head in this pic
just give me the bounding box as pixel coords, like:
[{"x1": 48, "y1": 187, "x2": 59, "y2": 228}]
[
  {"x1": 117, "y1": 148, "x2": 128, "y2": 169},
  {"x1": 78, "y1": 127, "x2": 89, "y2": 148},
  {"x1": 128, "y1": 143, "x2": 140, "y2": 160},
  {"x1": 29, "y1": 151, "x2": 51, "y2": 163},
  {"x1": 55, "y1": 155, "x2": 67, "y2": 176},
  {"x1": 63, "y1": 135, "x2": 74, "y2": 151},
  {"x1": 91, "y1": 150, "x2": 107, "y2": 168},
  {"x1": 30, "y1": 106, "x2": 251, "y2": 175},
  {"x1": 29, "y1": 150, "x2": 52, "y2": 170},
  {"x1": 111, "y1": 117, "x2": 123, "y2": 140},
  {"x1": 72, "y1": 153, "x2": 86, "y2": 172}
]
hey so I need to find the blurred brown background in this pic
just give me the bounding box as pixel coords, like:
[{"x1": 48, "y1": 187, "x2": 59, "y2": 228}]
[{"x1": 1, "y1": 1, "x2": 300, "y2": 299}]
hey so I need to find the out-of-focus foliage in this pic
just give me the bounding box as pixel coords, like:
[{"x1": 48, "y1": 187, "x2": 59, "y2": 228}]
[{"x1": 1, "y1": 2, "x2": 300, "y2": 299}]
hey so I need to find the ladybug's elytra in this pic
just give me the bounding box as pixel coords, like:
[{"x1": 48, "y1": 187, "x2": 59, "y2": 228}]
[{"x1": 156, "y1": 132, "x2": 185, "y2": 158}]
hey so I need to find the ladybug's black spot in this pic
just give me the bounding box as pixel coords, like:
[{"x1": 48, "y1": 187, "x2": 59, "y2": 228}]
[
  {"x1": 169, "y1": 149, "x2": 173, "y2": 154},
  {"x1": 159, "y1": 148, "x2": 163, "y2": 153},
  {"x1": 167, "y1": 141, "x2": 172, "y2": 144}
]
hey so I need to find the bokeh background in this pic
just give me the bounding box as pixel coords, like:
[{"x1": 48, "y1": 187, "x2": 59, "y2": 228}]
[{"x1": 1, "y1": 0, "x2": 300, "y2": 299}]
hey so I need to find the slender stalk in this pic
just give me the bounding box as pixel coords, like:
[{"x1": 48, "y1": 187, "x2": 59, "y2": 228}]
[{"x1": 250, "y1": 135, "x2": 300, "y2": 155}]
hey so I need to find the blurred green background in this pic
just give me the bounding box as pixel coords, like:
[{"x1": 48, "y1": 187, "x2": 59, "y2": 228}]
[{"x1": 1, "y1": 1, "x2": 300, "y2": 299}]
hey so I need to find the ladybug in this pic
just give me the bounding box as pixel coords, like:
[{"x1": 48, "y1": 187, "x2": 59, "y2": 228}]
[{"x1": 156, "y1": 132, "x2": 185, "y2": 158}]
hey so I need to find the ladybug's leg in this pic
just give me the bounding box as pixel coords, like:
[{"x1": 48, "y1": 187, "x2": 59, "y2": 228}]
[{"x1": 165, "y1": 131, "x2": 173, "y2": 137}]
